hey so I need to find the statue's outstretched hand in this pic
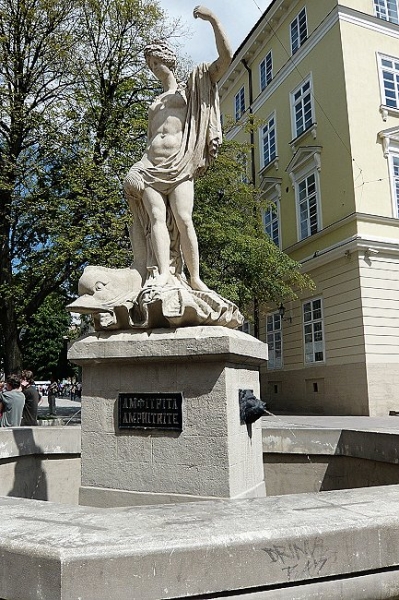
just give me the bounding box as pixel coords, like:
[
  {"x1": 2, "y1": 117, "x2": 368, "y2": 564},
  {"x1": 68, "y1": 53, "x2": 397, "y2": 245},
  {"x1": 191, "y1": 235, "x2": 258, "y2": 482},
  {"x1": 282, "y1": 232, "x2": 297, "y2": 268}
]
[{"x1": 193, "y1": 5, "x2": 214, "y2": 21}]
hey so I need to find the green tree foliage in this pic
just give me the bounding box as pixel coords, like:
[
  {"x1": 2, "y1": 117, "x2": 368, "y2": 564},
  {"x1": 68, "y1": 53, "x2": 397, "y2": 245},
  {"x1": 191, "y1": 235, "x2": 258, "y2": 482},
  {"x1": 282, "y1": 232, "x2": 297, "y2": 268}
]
[
  {"x1": 20, "y1": 293, "x2": 74, "y2": 380},
  {"x1": 194, "y1": 139, "x2": 313, "y2": 319},
  {"x1": 0, "y1": 0, "x2": 311, "y2": 374},
  {"x1": 0, "y1": 0, "x2": 177, "y2": 372}
]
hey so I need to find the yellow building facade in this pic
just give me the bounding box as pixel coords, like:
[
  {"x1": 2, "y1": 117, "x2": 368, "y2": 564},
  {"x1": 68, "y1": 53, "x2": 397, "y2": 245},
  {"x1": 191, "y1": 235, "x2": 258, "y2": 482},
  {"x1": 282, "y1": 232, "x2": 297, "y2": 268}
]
[{"x1": 219, "y1": 0, "x2": 399, "y2": 416}]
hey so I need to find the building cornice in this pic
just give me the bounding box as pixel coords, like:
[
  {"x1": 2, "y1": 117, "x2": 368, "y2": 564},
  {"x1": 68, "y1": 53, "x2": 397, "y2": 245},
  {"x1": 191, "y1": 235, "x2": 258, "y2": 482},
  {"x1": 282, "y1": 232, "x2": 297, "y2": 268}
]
[
  {"x1": 221, "y1": 5, "x2": 399, "y2": 116},
  {"x1": 287, "y1": 212, "x2": 399, "y2": 272},
  {"x1": 219, "y1": 0, "x2": 297, "y2": 90},
  {"x1": 299, "y1": 234, "x2": 399, "y2": 273},
  {"x1": 338, "y1": 4, "x2": 399, "y2": 41}
]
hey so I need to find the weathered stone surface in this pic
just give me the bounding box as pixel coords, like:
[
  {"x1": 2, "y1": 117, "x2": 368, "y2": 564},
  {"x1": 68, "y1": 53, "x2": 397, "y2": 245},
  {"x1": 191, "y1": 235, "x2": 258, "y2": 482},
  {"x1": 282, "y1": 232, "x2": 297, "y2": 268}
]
[
  {"x1": 262, "y1": 416, "x2": 399, "y2": 496},
  {"x1": 262, "y1": 415, "x2": 399, "y2": 461},
  {"x1": 2, "y1": 486, "x2": 399, "y2": 599},
  {"x1": 68, "y1": 326, "x2": 268, "y2": 365},
  {"x1": 0, "y1": 426, "x2": 81, "y2": 459},
  {"x1": 68, "y1": 327, "x2": 267, "y2": 505},
  {"x1": 0, "y1": 427, "x2": 81, "y2": 504}
]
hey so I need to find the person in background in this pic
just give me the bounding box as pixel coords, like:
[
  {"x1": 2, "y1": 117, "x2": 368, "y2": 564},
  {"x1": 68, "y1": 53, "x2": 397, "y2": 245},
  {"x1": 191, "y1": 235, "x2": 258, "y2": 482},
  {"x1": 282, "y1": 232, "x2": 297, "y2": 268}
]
[
  {"x1": 0, "y1": 381, "x2": 4, "y2": 418},
  {"x1": 0, "y1": 374, "x2": 25, "y2": 427},
  {"x1": 20, "y1": 370, "x2": 40, "y2": 426},
  {"x1": 47, "y1": 377, "x2": 58, "y2": 416}
]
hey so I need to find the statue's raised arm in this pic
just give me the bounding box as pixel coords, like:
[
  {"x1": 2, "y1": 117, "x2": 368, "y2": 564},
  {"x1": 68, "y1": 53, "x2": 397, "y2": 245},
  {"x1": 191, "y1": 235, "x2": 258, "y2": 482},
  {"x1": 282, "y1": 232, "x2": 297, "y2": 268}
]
[{"x1": 193, "y1": 5, "x2": 233, "y2": 83}]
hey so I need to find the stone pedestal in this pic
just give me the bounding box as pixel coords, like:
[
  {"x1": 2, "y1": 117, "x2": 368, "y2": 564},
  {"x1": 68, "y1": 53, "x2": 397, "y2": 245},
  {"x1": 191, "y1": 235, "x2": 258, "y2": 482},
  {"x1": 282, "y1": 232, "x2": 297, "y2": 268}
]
[{"x1": 68, "y1": 326, "x2": 268, "y2": 507}]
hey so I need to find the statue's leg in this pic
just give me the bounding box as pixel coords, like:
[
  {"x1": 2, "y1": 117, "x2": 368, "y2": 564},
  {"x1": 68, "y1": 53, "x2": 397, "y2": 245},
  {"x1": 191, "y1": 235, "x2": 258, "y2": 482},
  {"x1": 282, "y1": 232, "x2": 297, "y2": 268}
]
[
  {"x1": 169, "y1": 180, "x2": 209, "y2": 292},
  {"x1": 141, "y1": 187, "x2": 171, "y2": 287}
]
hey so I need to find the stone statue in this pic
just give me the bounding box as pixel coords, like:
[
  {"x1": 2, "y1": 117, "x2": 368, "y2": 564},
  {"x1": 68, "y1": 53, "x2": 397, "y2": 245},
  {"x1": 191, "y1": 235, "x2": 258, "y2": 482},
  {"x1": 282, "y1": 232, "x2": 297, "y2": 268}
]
[{"x1": 68, "y1": 6, "x2": 243, "y2": 330}]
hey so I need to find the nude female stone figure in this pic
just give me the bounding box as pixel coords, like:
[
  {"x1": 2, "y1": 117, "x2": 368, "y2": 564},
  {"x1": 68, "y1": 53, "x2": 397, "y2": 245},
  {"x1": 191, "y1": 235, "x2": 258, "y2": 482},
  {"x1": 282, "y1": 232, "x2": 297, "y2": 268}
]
[{"x1": 124, "y1": 5, "x2": 232, "y2": 292}]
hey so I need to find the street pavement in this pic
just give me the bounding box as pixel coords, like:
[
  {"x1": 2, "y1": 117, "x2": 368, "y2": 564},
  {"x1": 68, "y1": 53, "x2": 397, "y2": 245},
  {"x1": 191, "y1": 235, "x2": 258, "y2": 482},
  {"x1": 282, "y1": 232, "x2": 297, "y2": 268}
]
[{"x1": 37, "y1": 395, "x2": 82, "y2": 423}]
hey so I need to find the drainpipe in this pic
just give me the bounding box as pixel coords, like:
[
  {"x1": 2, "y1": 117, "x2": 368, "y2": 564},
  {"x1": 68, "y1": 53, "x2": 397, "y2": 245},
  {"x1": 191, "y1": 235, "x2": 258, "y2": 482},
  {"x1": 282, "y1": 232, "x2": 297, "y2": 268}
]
[{"x1": 242, "y1": 59, "x2": 260, "y2": 339}]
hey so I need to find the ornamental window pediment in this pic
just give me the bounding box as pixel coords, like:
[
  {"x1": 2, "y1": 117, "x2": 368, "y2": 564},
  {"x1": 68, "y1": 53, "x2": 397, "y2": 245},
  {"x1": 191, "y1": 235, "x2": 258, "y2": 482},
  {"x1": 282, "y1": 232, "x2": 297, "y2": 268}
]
[
  {"x1": 378, "y1": 126, "x2": 399, "y2": 157},
  {"x1": 286, "y1": 146, "x2": 322, "y2": 188},
  {"x1": 259, "y1": 176, "x2": 282, "y2": 199}
]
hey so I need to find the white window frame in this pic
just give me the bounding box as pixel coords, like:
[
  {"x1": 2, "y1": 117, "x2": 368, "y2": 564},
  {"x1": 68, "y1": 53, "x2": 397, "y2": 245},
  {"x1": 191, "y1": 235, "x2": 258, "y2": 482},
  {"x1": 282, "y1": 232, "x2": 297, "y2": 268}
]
[
  {"x1": 378, "y1": 128, "x2": 399, "y2": 217},
  {"x1": 263, "y1": 204, "x2": 280, "y2": 248},
  {"x1": 260, "y1": 51, "x2": 273, "y2": 92},
  {"x1": 238, "y1": 151, "x2": 250, "y2": 183},
  {"x1": 391, "y1": 153, "x2": 399, "y2": 216},
  {"x1": 290, "y1": 7, "x2": 308, "y2": 55},
  {"x1": 297, "y1": 171, "x2": 320, "y2": 240},
  {"x1": 378, "y1": 54, "x2": 399, "y2": 113},
  {"x1": 286, "y1": 147, "x2": 322, "y2": 242},
  {"x1": 374, "y1": 0, "x2": 399, "y2": 24},
  {"x1": 267, "y1": 312, "x2": 283, "y2": 370},
  {"x1": 235, "y1": 87, "x2": 245, "y2": 121},
  {"x1": 260, "y1": 177, "x2": 282, "y2": 247},
  {"x1": 291, "y1": 76, "x2": 314, "y2": 139},
  {"x1": 303, "y1": 298, "x2": 325, "y2": 364},
  {"x1": 260, "y1": 113, "x2": 277, "y2": 169},
  {"x1": 262, "y1": 187, "x2": 281, "y2": 248}
]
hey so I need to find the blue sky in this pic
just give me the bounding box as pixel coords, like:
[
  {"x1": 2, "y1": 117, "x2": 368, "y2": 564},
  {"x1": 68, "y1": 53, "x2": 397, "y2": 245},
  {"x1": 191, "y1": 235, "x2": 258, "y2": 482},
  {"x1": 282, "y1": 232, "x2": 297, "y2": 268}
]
[{"x1": 159, "y1": 1, "x2": 273, "y2": 63}]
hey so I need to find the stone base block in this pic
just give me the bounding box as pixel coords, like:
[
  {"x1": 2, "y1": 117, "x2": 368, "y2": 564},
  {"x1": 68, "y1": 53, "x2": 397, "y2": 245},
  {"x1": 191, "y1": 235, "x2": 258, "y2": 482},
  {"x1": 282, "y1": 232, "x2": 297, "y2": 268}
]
[{"x1": 69, "y1": 326, "x2": 268, "y2": 505}]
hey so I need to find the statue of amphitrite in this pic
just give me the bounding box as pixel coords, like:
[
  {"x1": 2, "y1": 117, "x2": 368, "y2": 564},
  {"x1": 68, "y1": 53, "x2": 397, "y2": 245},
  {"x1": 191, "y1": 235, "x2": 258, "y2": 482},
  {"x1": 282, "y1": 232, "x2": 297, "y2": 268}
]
[
  {"x1": 124, "y1": 5, "x2": 232, "y2": 292},
  {"x1": 68, "y1": 6, "x2": 243, "y2": 330}
]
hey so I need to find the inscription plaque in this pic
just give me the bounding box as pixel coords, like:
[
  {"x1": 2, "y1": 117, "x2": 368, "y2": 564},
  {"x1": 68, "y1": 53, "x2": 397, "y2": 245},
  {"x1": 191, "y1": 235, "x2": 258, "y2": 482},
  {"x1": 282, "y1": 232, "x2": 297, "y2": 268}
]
[{"x1": 118, "y1": 392, "x2": 183, "y2": 431}]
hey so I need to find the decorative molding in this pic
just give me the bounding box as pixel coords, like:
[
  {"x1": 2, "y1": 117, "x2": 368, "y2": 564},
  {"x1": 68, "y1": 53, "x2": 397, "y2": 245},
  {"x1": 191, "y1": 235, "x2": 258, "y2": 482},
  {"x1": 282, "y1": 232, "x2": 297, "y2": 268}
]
[
  {"x1": 299, "y1": 234, "x2": 399, "y2": 273},
  {"x1": 378, "y1": 126, "x2": 399, "y2": 157},
  {"x1": 259, "y1": 157, "x2": 279, "y2": 178},
  {"x1": 290, "y1": 124, "x2": 318, "y2": 153},
  {"x1": 286, "y1": 146, "x2": 322, "y2": 187},
  {"x1": 380, "y1": 105, "x2": 389, "y2": 122},
  {"x1": 380, "y1": 104, "x2": 399, "y2": 123},
  {"x1": 259, "y1": 176, "x2": 282, "y2": 199}
]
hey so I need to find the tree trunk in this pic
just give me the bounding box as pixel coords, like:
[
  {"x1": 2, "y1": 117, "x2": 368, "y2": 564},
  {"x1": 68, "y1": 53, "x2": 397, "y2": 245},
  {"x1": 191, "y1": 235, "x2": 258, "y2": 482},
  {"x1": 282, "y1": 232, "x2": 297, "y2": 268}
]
[
  {"x1": 0, "y1": 176, "x2": 22, "y2": 373},
  {"x1": 0, "y1": 311, "x2": 22, "y2": 374}
]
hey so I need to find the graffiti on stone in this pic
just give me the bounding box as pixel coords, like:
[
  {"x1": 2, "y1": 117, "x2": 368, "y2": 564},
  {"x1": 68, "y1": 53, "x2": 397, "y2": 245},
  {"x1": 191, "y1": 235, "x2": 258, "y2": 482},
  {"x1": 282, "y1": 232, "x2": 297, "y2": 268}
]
[{"x1": 261, "y1": 538, "x2": 329, "y2": 581}]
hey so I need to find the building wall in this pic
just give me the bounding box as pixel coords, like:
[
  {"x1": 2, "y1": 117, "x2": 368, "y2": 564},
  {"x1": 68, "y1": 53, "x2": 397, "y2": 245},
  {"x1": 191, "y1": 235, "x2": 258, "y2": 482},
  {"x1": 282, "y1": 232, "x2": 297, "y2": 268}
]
[
  {"x1": 221, "y1": 0, "x2": 399, "y2": 416},
  {"x1": 340, "y1": 9, "x2": 399, "y2": 217},
  {"x1": 221, "y1": 2, "x2": 362, "y2": 260},
  {"x1": 262, "y1": 246, "x2": 399, "y2": 416},
  {"x1": 360, "y1": 251, "x2": 399, "y2": 415},
  {"x1": 262, "y1": 252, "x2": 370, "y2": 415}
]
